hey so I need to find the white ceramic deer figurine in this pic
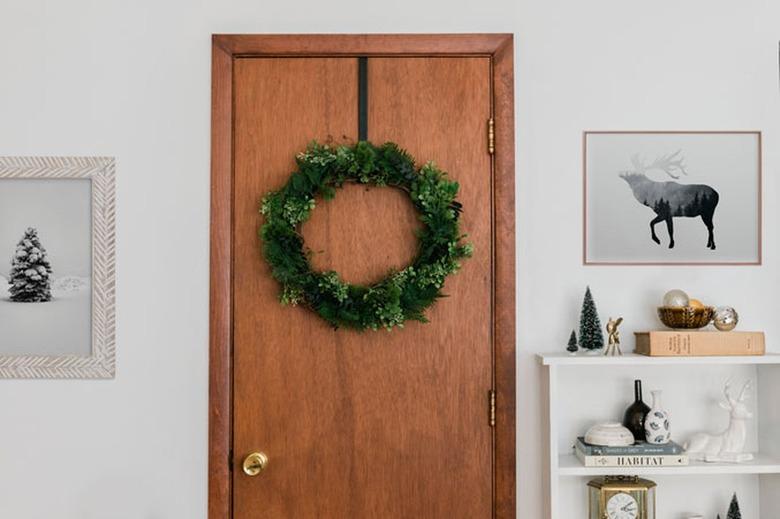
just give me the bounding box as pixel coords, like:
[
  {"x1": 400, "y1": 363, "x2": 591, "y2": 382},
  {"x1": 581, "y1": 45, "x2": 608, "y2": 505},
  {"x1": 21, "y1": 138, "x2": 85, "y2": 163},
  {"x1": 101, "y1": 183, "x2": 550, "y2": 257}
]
[{"x1": 685, "y1": 380, "x2": 754, "y2": 463}]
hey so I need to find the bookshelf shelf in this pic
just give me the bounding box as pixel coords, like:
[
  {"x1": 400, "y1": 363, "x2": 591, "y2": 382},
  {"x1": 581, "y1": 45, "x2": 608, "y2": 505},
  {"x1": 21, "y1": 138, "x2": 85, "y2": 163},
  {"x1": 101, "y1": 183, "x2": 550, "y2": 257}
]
[
  {"x1": 540, "y1": 351, "x2": 780, "y2": 518},
  {"x1": 538, "y1": 352, "x2": 780, "y2": 366},
  {"x1": 558, "y1": 453, "x2": 780, "y2": 476}
]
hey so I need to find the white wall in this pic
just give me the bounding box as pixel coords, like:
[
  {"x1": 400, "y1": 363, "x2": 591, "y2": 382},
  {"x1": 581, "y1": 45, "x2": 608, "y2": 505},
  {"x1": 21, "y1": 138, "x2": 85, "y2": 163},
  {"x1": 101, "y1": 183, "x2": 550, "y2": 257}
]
[{"x1": 0, "y1": 0, "x2": 777, "y2": 517}]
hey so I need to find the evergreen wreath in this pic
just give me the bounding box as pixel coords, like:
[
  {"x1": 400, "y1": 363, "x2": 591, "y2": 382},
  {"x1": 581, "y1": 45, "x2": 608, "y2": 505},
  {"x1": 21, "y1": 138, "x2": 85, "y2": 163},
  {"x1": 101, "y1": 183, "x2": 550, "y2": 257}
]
[{"x1": 260, "y1": 141, "x2": 473, "y2": 331}]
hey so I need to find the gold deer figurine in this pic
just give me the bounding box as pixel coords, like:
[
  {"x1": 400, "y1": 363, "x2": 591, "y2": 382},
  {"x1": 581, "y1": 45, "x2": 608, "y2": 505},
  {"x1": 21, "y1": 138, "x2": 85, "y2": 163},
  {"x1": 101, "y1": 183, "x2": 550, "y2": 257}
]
[{"x1": 604, "y1": 317, "x2": 624, "y2": 356}]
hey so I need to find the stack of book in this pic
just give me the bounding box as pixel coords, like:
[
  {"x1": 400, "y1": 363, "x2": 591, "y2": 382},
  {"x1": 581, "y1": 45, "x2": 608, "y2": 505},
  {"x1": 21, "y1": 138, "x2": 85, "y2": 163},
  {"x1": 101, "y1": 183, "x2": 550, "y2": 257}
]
[
  {"x1": 634, "y1": 331, "x2": 765, "y2": 356},
  {"x1": 574, "y1": 437, "x2": 689, "y2": 467}
]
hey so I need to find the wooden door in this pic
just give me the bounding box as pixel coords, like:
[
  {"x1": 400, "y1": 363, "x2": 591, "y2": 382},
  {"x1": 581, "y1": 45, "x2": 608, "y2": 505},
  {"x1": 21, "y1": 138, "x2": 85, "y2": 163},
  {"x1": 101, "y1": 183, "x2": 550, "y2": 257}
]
[{"x1": 210, "y1": 35, "x2": 515, "y2": 519}]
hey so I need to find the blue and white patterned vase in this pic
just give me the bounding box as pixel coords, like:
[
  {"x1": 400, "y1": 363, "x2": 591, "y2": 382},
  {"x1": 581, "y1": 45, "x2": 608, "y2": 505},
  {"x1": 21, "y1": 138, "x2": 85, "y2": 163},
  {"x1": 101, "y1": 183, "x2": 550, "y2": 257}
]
[{"x1": 644, "y1": 390, "x2": 671, "y2": 445}]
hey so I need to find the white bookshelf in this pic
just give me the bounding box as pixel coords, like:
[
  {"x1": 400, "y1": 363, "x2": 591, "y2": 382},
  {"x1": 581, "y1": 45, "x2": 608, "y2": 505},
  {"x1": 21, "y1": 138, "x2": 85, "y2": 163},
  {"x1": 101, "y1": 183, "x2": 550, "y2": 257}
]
[
  {"x1": 539, "y1": 352, "x2": 780, "y2": 518},
  {"x1": 541, "y1": 352, "x2": 780, "y2": 366},
  {"x1": 558, "y1": 453, "x2": 780, "y2": 476}
]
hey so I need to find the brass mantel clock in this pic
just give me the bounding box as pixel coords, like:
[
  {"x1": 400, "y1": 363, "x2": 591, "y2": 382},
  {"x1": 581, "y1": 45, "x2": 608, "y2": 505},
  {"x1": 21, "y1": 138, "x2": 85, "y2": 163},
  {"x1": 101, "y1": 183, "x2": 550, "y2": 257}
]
[{"x1": 587, "y1": 476, "x2": 656, "y2": 519}]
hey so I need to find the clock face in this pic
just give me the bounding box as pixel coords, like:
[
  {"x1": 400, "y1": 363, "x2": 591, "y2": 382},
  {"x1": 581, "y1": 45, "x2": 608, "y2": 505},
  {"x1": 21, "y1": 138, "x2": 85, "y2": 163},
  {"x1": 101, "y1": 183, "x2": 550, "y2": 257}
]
[{"x1": 606, "y1": 492, "x2": 639, "y2": 519}]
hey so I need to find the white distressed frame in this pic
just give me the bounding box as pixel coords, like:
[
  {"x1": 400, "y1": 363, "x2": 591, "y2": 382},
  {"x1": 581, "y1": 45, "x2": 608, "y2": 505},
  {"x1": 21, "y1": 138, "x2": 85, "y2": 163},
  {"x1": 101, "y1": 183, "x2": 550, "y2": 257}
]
[{"x1": 0, "y1": 157, "x2": 116, "y2": 378}]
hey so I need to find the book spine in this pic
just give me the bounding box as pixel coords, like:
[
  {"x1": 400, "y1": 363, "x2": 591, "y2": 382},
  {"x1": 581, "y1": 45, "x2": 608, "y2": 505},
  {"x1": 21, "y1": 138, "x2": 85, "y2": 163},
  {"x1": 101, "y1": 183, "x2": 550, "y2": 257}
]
[
  {"x1": 578, "y1": 444, "x2": 681, "y2": 456},
  {"x1": 634, "y1": 332, "x2": 765, "y2": 356},
  {"x1": 575, "y1": 449, "x2": 688, "y2": 467}
]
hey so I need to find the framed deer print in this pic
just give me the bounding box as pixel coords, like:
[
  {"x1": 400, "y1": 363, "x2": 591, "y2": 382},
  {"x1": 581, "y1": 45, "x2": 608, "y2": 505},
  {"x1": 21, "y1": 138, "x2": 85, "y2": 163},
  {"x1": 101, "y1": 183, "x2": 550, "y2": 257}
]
[
  {"x1": 584, "y1": 131, "x2": 761, "y2": 265},
  {"x1": 0, "y1": 157, "x2": 116, "y2": 378}
]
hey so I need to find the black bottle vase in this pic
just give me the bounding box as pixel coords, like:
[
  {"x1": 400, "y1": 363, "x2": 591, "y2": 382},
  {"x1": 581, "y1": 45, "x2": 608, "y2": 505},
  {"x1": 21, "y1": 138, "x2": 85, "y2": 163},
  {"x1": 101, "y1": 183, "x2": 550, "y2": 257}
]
[{"x1": 622, "y1": 379, "x2": 651, "y2": 442}]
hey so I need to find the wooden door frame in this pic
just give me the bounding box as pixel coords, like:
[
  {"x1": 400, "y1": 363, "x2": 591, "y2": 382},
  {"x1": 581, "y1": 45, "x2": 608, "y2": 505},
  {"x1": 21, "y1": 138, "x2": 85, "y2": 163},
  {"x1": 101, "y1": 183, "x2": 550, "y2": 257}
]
[{"x1": 210, "y1": 33, "x2": 515, "y2": 518}]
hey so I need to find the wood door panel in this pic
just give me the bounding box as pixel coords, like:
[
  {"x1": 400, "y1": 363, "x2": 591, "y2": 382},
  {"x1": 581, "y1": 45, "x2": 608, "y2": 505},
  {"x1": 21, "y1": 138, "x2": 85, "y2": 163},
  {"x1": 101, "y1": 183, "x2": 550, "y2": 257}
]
[
  {"x1": 232, "y1": 57, "x2": 359, "y2": 518},
  {"x1": 301, "y1": 183, "x2": 421, "y2": 285},
  {"x1": 232, "y1": 56, "x2": 493, "y2": 518},
  {"x1": 367, "y1": 56, "x2": 494, "y2": 516}
]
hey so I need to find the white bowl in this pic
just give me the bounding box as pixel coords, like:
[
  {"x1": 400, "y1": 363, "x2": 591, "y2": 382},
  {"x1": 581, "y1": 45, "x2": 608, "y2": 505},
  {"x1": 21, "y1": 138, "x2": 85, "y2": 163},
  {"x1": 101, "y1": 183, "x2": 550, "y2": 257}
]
[{"x1": 584, "y1": 422, "x2": 635, "y2": 447}]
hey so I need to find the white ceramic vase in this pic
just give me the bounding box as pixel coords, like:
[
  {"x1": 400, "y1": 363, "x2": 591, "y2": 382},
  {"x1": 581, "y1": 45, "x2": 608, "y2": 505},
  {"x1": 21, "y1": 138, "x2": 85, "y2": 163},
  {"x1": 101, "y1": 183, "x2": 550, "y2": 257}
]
[{"x1": 644, "y1": 390, "x2": 671, "y2": 445}]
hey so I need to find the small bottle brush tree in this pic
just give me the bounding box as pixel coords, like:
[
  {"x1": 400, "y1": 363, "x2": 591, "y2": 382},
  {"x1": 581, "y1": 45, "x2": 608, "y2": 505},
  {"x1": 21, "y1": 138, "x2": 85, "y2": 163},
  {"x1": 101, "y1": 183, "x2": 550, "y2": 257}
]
[
  {"x1": 8, "y1": 227, "x2": 53, "y2": 302},
  {"x1": 566, "y1": 329, "x2": 578, "y2": 354},
  {"x1": 579, "y1": 286, "x2": 604, "y2": 351},
  {"x1": 727, "y1": 493, "x2": 741, "y2": 519}
]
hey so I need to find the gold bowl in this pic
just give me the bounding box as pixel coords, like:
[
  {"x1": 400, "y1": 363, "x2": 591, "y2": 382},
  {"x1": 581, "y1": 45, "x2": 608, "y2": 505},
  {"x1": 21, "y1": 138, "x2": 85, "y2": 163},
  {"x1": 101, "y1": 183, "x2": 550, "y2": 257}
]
[{"x1": 657, "y1": 306, "x2": 714, "y2": 329}]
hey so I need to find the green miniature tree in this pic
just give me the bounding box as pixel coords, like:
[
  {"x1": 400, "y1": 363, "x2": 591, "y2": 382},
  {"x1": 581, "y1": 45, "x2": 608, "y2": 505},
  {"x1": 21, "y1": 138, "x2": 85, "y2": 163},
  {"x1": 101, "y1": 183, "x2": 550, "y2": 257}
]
[
  {"x1": 566, "y1": 329, "x2": 578, "y2": 353},
  {"x1": 8, "y1": 227, "x2": 53, "y2": 302},
  {"x1": 727, "y1": 493, "x2": 741, "y2": 519},
  {"x1": 579, "y1": 286, "x2": 604, "y2": 351}
]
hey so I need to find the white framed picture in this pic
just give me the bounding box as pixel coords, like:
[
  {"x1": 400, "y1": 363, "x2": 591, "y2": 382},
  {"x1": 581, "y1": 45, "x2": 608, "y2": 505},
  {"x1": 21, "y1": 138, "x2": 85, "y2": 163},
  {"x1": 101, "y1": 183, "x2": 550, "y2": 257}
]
[
  {"x1": 0, "y1": 157, "x2": 116, "y2": 378},
  {"x1": 584, "y1": 131, "x2": 761, "y2": 265}
]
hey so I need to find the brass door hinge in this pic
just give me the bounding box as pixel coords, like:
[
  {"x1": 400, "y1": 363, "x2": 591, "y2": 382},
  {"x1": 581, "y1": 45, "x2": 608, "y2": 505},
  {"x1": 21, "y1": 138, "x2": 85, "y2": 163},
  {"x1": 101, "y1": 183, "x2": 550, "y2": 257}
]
[
  {"x1": 487, "y1": 117, "x2": 495, "y2": 155},
  {"x1": 489, "y1": 389, "x2": 496, "y2": 427}
]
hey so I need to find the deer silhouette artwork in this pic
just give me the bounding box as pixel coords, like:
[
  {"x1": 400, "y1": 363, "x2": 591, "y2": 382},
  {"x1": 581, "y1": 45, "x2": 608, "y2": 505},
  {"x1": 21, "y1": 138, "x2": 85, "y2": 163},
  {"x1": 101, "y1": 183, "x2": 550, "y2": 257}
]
[
  {"x1": 685, "y1": 380, "x2": 754, "y2": 463},
  {"x1": 619, "y1": 151, "x2": 719, "y2": 250}
]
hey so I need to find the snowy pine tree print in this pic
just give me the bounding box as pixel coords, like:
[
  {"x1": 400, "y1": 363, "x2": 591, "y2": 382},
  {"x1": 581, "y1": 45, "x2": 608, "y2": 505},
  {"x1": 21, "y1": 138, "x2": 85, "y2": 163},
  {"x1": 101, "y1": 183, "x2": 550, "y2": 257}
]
[{"x1": 8, "y1": 227, "x2": 53, "y2": 302}]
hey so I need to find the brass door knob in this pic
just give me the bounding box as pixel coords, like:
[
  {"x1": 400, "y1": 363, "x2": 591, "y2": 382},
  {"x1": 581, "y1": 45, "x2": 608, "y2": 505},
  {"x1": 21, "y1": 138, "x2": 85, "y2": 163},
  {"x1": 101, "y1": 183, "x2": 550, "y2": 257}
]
[{"x1": 242, "y1": 452, "x2": 269, "y2": 476}]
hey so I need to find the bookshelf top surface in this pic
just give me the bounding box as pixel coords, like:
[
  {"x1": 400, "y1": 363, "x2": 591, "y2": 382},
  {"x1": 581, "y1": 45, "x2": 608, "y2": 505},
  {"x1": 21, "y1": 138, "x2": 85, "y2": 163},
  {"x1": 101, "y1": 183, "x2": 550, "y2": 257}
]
[
  {"x1": 557, "y1": 453, "x2": 780, "y2": 476},
  {"x1": 539, "y1": 352, "x2": 780, "y2": 366}
]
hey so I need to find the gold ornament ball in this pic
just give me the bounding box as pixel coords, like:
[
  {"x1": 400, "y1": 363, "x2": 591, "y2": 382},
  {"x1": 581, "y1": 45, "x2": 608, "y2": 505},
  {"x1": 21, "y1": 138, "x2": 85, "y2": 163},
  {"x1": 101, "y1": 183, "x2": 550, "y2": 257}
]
[
  {"x1": 663, "y1": 289, "x2": 689, "y2": 308},
  {"x1": 713, "y1": 306, "x2": 739, "y2": 331},
  {"x1": 688, "y1": 298, "x2": 705, "y2": 309}
]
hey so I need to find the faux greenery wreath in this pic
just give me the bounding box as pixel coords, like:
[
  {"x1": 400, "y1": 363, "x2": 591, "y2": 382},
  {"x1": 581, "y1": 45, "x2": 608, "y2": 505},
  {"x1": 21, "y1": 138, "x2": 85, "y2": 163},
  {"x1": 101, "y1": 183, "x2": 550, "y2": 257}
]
[{"x1": 260, "y1": 141, "x2": 472, "y2": 331}]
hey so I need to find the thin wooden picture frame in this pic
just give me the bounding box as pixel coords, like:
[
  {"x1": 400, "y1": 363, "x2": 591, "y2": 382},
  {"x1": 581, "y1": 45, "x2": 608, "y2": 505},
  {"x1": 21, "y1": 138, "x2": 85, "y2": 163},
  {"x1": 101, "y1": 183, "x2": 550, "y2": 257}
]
[
  {"x1": 0, "y1": 157, "x2": 116, "y2": 378},
  {"x1": 583, "y1": 130, "x2": 762, "y2": 266}
]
